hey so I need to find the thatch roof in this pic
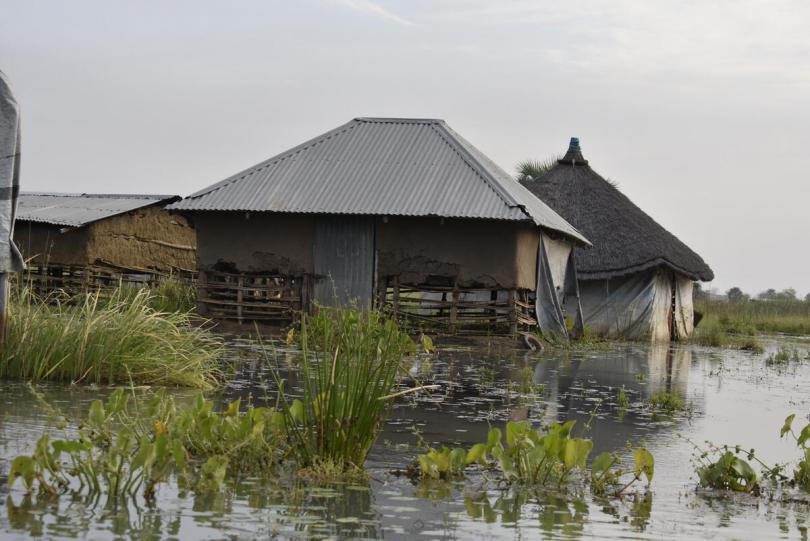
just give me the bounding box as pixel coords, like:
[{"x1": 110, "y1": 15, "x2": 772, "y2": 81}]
[{"x1": 520, "y1": 138, "x2": 714, "y2": 281}]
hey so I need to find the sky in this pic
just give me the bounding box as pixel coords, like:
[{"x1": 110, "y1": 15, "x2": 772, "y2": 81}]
[{"x1": 1, "y1": 0, "x2": 809, "y2": 297}]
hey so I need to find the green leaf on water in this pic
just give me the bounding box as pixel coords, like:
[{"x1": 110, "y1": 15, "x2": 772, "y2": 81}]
[
  {"x1": 88, "y1": 400, "x2": 105, "y2": 427},
  {"x1": 781, "y1": 414, "x2": 796, "y2": 438},
  {"x1": 633, "y1": 447, "x2": 655, "y2": 483},
  {"x1": 290, "y1": 399, "x2": 305, "y2": 423},
  {"x1": 591, "y1": 452, "x2": 615, "y2": 476},
  {"x1": 8, "y1": 456, "x2": 37, "y2": 490},
  {"x1": 465, "y1": 443, "x2": 488, "y2": 465}
]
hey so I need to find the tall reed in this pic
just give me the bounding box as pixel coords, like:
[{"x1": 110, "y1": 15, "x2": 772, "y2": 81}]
[
  {"x1": 0, "y1": 286, "x2": 222, "y2": 388},
  {"x1": 271, "y1": 308, "x2": 416, "y2": 474}
]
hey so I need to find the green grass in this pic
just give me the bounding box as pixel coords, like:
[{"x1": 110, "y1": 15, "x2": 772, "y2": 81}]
[
  {"x1": 270, "y1": 307, "x2": 419, "y2": 477},
  {"x1": 0, "y1": 286, "x2": 222, "y2": 388},
  {"x1": 687, "y1": 318, "x2": 764, "y2": 352},
  {"x1": 696, "y1": 299, "x2": 810, "y2": 336},
  {"x1": 646, "y1": 388, "x2": 685, "y2": 413}
]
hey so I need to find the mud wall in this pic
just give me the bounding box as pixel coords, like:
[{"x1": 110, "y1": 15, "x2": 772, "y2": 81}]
[
  {"x1": 194, "y1": 211, "x2": 315, "y2": 274},
  {"x1": 86, "y1": 205, "x2": 196, "y2": 272},
  {"x1": 14, "y1": 221, "x2": 90, "y2": 266},
  {"x1": 376, "y1": 217, "x2": 534, "y2": 289}
]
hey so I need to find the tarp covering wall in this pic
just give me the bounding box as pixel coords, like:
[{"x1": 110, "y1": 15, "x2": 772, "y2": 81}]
[
  {"x1": 0, "y1": 71, "x2": 24, "y2": 274},
  {"x1": 535, "y1": 232, "x2": 582, "y2": 340},
  {"x1": 673, "y1": 274, "x2": 694, "y2": 339},
  {"x1": 579, "y1": 269, "x2": 673, "y2": 341}
]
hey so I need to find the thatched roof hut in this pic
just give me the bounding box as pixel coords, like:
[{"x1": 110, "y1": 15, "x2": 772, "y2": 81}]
[{"x1": 521, "y1": 138, "x2": 713, "y2": 340}]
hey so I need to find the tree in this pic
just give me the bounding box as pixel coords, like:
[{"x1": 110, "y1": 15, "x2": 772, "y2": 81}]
[
  {"x1": 805, "y1": 292, "x2": 810, "y2": 303},
  {"x1": 758, "y1": 288, "x2": 777, "y2": 301},
  {"x1": 726, "y1": 287, "x2": 747, "y2": 303},
  {"x1": 694, "y1": 282, "x2": 707, "y2": 301},
  {"x1": 776, "y1": 288, "x2": 797, "y2": 301},
  {"x1": 516, "y1": 156, "x2": 561, "y2": 183}
]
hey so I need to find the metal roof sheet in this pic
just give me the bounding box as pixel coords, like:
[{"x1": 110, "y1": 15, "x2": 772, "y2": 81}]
[
  {"x1": 17, "y1": 192, "x2": 179, "y2": 227},
  {"x1": 169, "y1": 118, "x2": 589, "y2": 245}
]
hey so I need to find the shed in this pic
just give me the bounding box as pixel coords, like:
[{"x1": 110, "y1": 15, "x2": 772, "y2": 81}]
[
  {"x1": 520, "y1": 138, "x2": 714, "y2": 341},
  {"x1": 170, "y1": 117, "x2": 590, "y2": 335},
  {"x1": 15, "y1": 193, "x2": 196, "y2": 293}
]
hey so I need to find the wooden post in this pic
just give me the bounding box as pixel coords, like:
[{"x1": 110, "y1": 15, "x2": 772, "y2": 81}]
[
  {"x1": 236, "y1": 273, "x2": 244, "y2": 325},
  {"x1": 392, "y1": 275, "x2": 400, "y2": 319},
  {"x1": 449, "y1": 279, "x2": 459, "y2": 334},
  {"x1": 0, "y1": 273, "x2": 8, "y2": 352},
  {"x1": 197, "y1": 270, "x2": 209, "y2": 316},
  {"x1": 508, "y1": 288, "x2": 518, "y2": 335}
]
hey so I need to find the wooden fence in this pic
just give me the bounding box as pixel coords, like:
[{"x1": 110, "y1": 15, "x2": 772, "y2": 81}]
[
  {"x1": 196, "y1": 270, "x2": 304, "y2": 324},
  {"x1": 23, "y1": 264, "x2": 195, "y2": 298}
]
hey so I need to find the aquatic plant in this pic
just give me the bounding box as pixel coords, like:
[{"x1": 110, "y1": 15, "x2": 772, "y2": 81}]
[
  {"x1": 780, "y1": 414, "x2": 810, "y2": 492},
  {"x1": 686, "y1": 319, "x2": 764, "y2": 351},
  {"x1": 645, "y1": 389, "x2": 685, "y2": 414},
  {"x1": 269, "y1": 308, "x2": 423, "y2": 477},
  {"x1": 413, "y1": 420, "x2": 654, "y2": 497},
  {"x1": 7, "y1": 388, "x2": 283, "y2": 504},
  {"x1": 692, "y1": 413, "x2": 810, "y2": 495},
  {"x1": 0, "y1": 286, "x2": 222, "y2": 388},
  {"x1": 765, "y1": 347, "x2": 804, "y2": 365},
  {"x1": 617, "y1": 386, "x2": 630, "y2": 412}
]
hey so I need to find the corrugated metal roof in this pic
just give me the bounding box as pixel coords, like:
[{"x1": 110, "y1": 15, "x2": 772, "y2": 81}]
[
  {"x1": 17, "y1": 192, "x2": 179, "y2": 227},
  {"x1": 169, "y1": 118, "x2": 589, "y2": 245}
]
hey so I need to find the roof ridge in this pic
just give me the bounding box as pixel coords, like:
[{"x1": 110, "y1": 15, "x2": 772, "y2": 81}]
[
  {"x1": 20, "y1": 192, "x2": 175, "y2": 200},
  {"x1": 429, "y1": 121, "x2": 521, "y2": 213},
  {"x1": 355, "y1": 117, "x2": 444, "y2": 124}
]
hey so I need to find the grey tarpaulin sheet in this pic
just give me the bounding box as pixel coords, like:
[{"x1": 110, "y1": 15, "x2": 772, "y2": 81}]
[
  {"x1": 578, "y1": 269, "x2": 674, "y2": 341},
  {"x1": 0, "y1": 70, "x2": 24, "y2": 274},
  {"x1": 535, "y1": 232, "x2": 582, "y2": 341}
]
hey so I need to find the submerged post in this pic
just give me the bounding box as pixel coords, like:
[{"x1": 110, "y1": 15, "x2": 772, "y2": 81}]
[{"x1": 0, "y1": 70, "x2": 25, "y2": 349}]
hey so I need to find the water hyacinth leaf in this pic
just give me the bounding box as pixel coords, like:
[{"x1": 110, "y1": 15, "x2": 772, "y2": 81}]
[
  {"x1": 731, "y1": 456, "x2": 757, "y2": 485},
  {"x1": 781, "y1": 414, "x2": 796, "y2": 437},
  {"x1": 564, "y1": 439, "x2": 593, "y2": 470},
  {"x1": 798, "y1": 424, "x2": 810, "y2": 447},
  {"x1": 487, "y1": 427, "x2": 502, "y2": 451},
  {"x1": 591, "y1": 452, "x2": 614, "y2": 476},
  {"x1": 450, "y1": 448, "x2": 466, "y2": 471},
  {"x1": 465, "y1": 443, "x2": 488, "y2": 465},
  {"x1": 225, "y1": 399, "x2": 240, "y2": 418},
  {"x1": 633, "y1": 448, "x2": 655, "y2": 483},
  {"x1": 8, "y1": 456, "x2": 37, "y2": 490},
  {"x1": 420, "y1": 334, "x2": 435, "y2": 353},
  {"x1": 88, "y1": 400, "x2": 105, "y2": 427},
  {"x1": 290, "y1": 399, "x2": 305, "y2": 423}
]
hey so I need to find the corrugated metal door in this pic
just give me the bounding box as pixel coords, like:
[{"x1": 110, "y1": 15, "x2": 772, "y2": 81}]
[{"x1": 313, "y1": 216, "x2": 375, "y2": 309}]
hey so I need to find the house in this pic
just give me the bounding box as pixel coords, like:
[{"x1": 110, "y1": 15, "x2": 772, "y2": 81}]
[
  {"x1": 15, "y1": 192, "x2": 196, "y2": 293},
  {"x1": 521, "y1": 138, "x2": 714, "y2": 340},
  {"x1": 169, "y1": 117, "x2": 590, "y2": 334}
]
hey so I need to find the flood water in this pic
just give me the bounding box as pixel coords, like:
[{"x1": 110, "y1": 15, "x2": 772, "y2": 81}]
[{"x1": 2, "y1": 337, "x2": 810, "y2": 540}]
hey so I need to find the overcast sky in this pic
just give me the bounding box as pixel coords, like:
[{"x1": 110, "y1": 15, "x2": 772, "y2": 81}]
[{"x1": 2, "y1": 0, "x2": 808, "y2": 297}]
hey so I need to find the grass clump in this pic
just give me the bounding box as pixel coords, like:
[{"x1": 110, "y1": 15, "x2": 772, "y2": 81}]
[
  {"x1": 645, "y1": 388, "x2": 685, "y2": 414},
  {"x1": 271, "y1": 308, "x2": 423, "y2": 478},
  {"x1": 765, "y1": 347, "x2": 805, "y2": 365},
  {"x1": 0, "y1": 286, "x2": 222, "y2": 389},
  {"x1": 687, "y1": 319, "x2": 764, "y2": 352}
]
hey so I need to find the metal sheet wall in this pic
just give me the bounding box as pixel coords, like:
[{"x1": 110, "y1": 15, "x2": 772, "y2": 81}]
[{"x1": 313, "y1": 216, "x2": 374, "y2": 309}]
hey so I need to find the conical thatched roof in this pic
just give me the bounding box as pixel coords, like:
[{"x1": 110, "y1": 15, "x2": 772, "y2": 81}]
[{"x1": 521, "y1": 138, "x2": 714, "y2": 281}]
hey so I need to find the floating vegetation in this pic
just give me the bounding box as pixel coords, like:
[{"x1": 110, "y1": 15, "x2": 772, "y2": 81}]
[
  {"x1": 0, "y1": 286, "x2": 222, "y2": 388},
  {"x1": 645, "y1": 389, "x2": 685, "y2": 414},
  {"x1": 412, "y1": 420, "x2": 653, "y2": 497},
  {"x1": 269, "y1": 308, "x2": 429, "y2": 479},
  {"x1": 692, "y1": 413, "x2": 810, "y2": 496},
  {"x1": 765, "y1": 347, "x2": 806, "y2": 365},
  {"x1": 617, "y1": 386, "x2": 630, "y2": 411},
  {"x1": 7, "y1": 387, "x2": 283, "y2": 504}
]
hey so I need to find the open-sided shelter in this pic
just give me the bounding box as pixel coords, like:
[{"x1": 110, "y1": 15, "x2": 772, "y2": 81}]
[
  {"x1": 521, "y1": 138, "x2": 714, "y2": 341},
  {"x1": 170, "y1": 117, "x2": 590, "y2": 334},
  {"x1": 15, "y1": 193, "x2": 196, "y2": 293}
]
